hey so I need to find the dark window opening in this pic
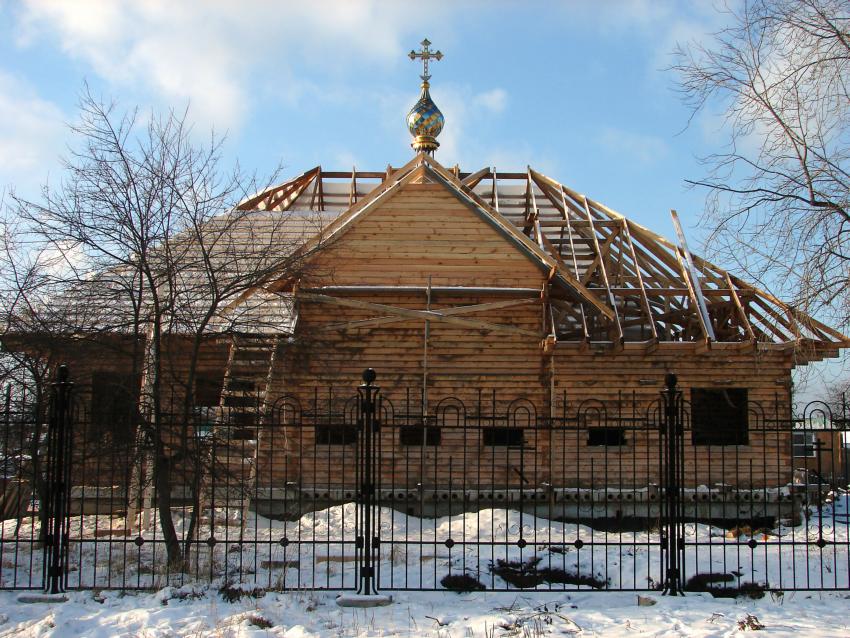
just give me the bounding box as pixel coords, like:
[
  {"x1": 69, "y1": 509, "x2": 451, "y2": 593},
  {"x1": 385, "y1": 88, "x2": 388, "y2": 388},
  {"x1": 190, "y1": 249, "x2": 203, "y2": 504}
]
[
  {"x1": 691, "y1": 388, "x2": 749, "y2": 446},
  {"x1": 194, "y1": 372, "x2": 225, "y2": 407},
  {"x1": 587, "y1": 427, "x2": 627, "y2": 446},
  {"x1": 315, "y1": 424, "x2": 358, "y2": 445},
  {"x1": 91, "y1": 371, "x2": 140, "y2": 444},
  {"x1": 399, "y1": 425, "x2": 441, "y2": 446},
  {"x1": 792, "y1": 431, "x2": 817, "y2": 458},
  {"x1": 483, "y1": 427, "x2": 524, "y2": 447}
]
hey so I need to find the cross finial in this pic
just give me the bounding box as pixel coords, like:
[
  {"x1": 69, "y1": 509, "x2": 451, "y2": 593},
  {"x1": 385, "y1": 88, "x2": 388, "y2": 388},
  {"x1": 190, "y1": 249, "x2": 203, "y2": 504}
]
[{"x1": 408, "y1": 38, "x2": 443, "y2": 83}]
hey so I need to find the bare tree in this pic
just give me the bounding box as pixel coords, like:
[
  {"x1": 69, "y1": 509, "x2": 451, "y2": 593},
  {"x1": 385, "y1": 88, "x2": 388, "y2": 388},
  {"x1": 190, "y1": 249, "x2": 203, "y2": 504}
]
[
  {"x1": 672, "y1": 0, "x2": 850, "y2": 329},
  {"x1": 6, "y1": 88, "x2": 323, "y2": 568}
]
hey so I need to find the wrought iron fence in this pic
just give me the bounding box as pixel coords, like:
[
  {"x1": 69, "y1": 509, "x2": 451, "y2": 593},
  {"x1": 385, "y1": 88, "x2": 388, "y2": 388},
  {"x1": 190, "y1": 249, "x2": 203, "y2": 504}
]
[{"x1": 0, "y1": 367, "x2": 848, "y2": 595}]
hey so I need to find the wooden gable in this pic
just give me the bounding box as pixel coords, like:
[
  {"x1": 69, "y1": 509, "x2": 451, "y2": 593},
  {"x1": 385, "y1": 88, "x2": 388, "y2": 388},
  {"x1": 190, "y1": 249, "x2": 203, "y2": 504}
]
[{"x1": 306, "y1": 171, "x2": 547, "y2": 289}]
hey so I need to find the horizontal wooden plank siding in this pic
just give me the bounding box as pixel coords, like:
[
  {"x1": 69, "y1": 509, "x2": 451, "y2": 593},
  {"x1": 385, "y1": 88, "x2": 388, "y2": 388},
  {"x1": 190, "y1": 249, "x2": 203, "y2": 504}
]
[{"x1": 307, "y1": 183, "x2": 546, "y2": 288}]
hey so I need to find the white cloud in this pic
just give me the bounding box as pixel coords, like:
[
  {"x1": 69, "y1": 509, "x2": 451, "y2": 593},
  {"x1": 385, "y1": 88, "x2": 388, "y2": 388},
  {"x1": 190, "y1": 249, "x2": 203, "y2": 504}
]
[
  {"x1": 473, "y1": 89, "x2": 507, "y2": 114},
  {"x1": 14, "y1": 0, "x2": 452, "y2": 132},
  {"x1": 598, "y1": 127, "x2": 670, "y2": 166},
  {"x1": 0, "y1": 71, "x2": 66, "y2": 194}
]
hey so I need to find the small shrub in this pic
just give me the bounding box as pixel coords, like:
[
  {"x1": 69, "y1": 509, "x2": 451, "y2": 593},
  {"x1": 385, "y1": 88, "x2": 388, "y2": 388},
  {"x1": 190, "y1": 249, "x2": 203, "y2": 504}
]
[
  {"x1": 247, "y1": 615, "x2": 274, "y2": 629},
  {"x1": 441, "y1": 573, "x2": 485, "y2": 592},
  {"x1": 490, "y1": 557, "x2": 608, "y2": 589},
  {"x1": 737, "y1": 614, "x2": 765, "y2": 631},
  {"x1": 218, "y1": 582, "x2": 266, "y2": 603},
  {"x1": 684, "y1": 573, "x2": 765, "y2": 599},
  {"x1": 684, "y1": 573, "x2": 735, "y2": 591}
]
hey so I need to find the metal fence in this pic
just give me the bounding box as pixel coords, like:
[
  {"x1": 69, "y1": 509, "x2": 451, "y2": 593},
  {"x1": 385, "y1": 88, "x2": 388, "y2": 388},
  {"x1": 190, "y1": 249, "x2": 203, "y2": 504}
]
[{"x1": 0, "y1": 367, "x2": 848, "y2": 595}]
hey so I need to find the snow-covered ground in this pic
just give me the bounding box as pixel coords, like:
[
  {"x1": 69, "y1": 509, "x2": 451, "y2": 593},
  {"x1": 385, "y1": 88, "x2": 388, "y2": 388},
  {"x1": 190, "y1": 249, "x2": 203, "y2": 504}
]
[
  {"x1": 0, "y1": 496, "x2": 849, "y2": 635},
  {"x1": 5, "y1": 498, "x2": 846, "y2": 591},
  {"x1": 2, "y1": 587, "x2": 850, "y2": 636}
]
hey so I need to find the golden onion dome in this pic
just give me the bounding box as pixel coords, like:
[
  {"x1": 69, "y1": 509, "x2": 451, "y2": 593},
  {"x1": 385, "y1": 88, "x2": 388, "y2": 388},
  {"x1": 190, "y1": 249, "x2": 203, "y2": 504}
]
[
  {"x1": 407, "y1": 39, "x2": 444, "y2": 155},
  {"x1": 407, "y1": 81, "x2": 444, "y2": 153}
]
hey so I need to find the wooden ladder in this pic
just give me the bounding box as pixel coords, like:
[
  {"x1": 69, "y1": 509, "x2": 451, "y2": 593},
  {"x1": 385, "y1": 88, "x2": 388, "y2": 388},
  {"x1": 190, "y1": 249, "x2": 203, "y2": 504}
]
[{"x1": 203, "y1": 334, "x2": 280, "y2": 533}]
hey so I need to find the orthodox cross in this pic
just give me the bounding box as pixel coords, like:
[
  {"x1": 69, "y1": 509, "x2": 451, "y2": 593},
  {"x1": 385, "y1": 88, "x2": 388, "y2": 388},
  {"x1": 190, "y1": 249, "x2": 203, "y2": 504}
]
[{"x1": 408, "y1": 38, "x2": 443, "y2": 82}]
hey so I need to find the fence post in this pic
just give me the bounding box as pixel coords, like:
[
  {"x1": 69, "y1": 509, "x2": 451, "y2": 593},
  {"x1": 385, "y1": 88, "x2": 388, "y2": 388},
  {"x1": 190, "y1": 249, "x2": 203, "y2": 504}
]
[
  {"x1": 661, "y1": 372, "x2": 685, "y2": 595},
  {"x1": 355, "y1": 368, "x2": 381, "y2": 597},
  {"x1": 43, "y1": 364, "x2": 73, "y2": 595}
]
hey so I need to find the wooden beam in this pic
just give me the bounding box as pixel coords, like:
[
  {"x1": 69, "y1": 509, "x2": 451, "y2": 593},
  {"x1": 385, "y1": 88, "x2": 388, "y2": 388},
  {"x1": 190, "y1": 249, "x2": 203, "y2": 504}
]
[
  {"x1": 317, "y1": 167, "x2": 325, "y2": 211},
  {"x1": 671, "y1": 241, "x2": 711, "y2": 344},
  {"x1": 237, "y1": 166, "x2": 320, "y2": 211},
  {"x1": 522, "y1": 172, "x2": 533, "y2": 233},
  {"x1": 422, "y1": 163, "x2": 617, "y2": 322},
  {"x1": 671, "y1": 210, "x2": 716, "y2": 342},
  {"x1": 491, "y1": 168, "x2": 500, "y2": 215},
  {"x1": 266, "y1": 168, "x2": 319, "y2": 211},
  {"x1": 622, "y1": 220, "x2": 658, "y2": 341},
  {"x1": 788, "y1": 306, "x2": 850, "y2": 344},
  {"x1": 300, "y1": 293, "x2": 541, "y2": 337},
  {"x1": 528, "y1": 169, "x2": 546, "y2": 250},
  {"x1": 318, "y1": 298, "x2": 540, "y2": 332},
  {"x1": 308, "y1": 165, "x2": 321, "y2": 210},
  {"x1": 582, "y1": 195, "x2": 623, "y2": 342},
  {"x1": 529, "y1": 167, "x2": 849, "y2": 348},
  {"x1": 724, "y1": 272, "x2": 757, "y2": 343},
  {"x1": 580, "y1": 226, "x2": 621, "y2": 285},
  {"x1": 461, "y1": 166, "x2": 490, "y2": 190}
]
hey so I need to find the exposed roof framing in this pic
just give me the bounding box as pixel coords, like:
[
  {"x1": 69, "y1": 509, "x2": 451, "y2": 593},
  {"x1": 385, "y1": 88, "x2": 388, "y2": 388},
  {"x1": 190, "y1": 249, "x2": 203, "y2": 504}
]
[{"x1": 236, "y1": 155, "x2": 849, "y2": 361}]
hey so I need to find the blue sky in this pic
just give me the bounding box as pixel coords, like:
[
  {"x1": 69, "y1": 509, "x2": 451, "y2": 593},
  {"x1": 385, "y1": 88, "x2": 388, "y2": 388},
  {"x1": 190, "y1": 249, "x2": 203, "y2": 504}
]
[
  {"x1": 0, "y1": 0, "x2": 844, "y2": 393},
  {"x1": 0, "y1": 1, "x2": 725, "y2": 234}
]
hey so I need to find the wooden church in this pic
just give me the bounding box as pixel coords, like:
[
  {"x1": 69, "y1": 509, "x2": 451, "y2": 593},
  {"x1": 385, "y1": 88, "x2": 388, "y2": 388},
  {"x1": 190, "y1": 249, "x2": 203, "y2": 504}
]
[{"x1": 10, "y1": 40, "x2": 850, "y2": 519}]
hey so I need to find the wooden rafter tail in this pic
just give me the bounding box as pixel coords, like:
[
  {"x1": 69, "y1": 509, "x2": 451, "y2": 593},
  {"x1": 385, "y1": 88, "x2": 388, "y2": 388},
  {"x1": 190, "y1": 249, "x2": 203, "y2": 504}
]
[
  {"x1": 787, "y1": 307, "x2": 850, "y2": 344},
  {"x1": 747, "y1": 303, "x2": 794, "y2": 343},
  {"x1": 750, "y1": 296, "x2": 800, "y2": 342}
]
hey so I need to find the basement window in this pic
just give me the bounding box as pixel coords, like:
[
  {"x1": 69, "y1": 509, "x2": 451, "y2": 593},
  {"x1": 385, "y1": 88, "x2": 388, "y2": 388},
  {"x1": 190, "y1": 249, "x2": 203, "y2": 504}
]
[
  {"x1": 587, "y1": 427, "x2": 627, "y2": 447},
  {"x1": 315, "y1": 424, "x2": 358, "y2": 445},
  {"x1": 483, "y1": 427, "x2": 524, "y2": 447},
  {"x1": 399, "y1": 425, "x2": 441, "y2": 446},
  {"x1": 691, "y1": 388, "x2": 749, "y2": 446},
  {"x1": 792, "y1": 431, "x2": 817, "y2": 458}
]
